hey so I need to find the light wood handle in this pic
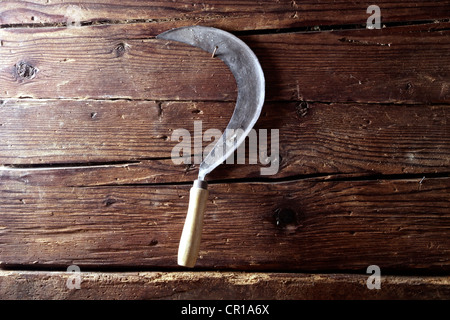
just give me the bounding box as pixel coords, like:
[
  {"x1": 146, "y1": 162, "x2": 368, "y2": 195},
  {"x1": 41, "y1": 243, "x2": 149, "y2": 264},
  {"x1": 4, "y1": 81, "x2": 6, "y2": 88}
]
[{"x1": 177, "y1": 180, "x2": 209, "y2": 267}]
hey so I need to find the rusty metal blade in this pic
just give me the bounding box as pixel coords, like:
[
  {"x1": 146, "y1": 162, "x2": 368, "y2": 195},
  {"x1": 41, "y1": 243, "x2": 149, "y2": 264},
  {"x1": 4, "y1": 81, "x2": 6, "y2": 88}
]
[{"x1": 156, "y1": 26, "x2": 265, "y2": 180}]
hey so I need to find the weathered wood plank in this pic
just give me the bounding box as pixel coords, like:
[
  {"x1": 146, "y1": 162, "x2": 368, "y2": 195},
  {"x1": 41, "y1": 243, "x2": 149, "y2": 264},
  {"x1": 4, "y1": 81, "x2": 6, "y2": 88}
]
[
  {"x1": 1, "y1": 100, "x2": 448, "y2": 179},
  {"x1": 0, "y1": 27, "x2": 236, "y2": 101},
  {"x1": 0, "y1": 22, "x2": 449, "y2": 103},
  {"x1": 1, "y1": 271, "x2": 449, "y2": 300},
  {"x1": 0, "y1": 0, "x2": 448, "y2": 300},
  {"x1": 0, "y1": 177, "x2": 448, "y2": 271},
  {"x1": 1, "y1": 0, "x2": 449, "y2": 30},
  {"x1": 256, "y1": 24, "x2": 450, "y2": 103}
]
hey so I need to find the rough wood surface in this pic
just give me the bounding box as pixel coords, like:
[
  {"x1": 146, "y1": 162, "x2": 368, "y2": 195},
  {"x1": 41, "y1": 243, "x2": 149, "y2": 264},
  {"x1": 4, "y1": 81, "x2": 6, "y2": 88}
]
[
  {"x1": 1, "y1": 271, "x2": 449, "y2": 300},
  {"x1": 0, "y1": 22, "x2": 449, "y2": 103},
  {"x1": 1, "y1": 100, "x2": 448, "y2": 177},
  {"x1": 2, "y1": 0, "x2": 450, "y2": 30},
  {"x1": 1, "y1": 176, "x2": 448, "y2": 271},
  {"x1": 0, "y1": 0, "x2": 449, "y2": 300}
]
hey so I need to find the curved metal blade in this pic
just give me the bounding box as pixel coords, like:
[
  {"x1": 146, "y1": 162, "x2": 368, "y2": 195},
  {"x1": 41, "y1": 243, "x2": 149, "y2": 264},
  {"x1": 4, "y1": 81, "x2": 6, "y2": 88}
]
[{"x1": 157, "y1": 26, "x2": 265, "y2": 180}]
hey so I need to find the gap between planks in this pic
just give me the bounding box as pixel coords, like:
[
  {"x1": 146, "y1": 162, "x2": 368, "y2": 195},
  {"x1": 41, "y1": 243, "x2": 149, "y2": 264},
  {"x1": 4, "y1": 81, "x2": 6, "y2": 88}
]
[{"x1": 2, "y1": 161, "x2": 450, "y2": 188}]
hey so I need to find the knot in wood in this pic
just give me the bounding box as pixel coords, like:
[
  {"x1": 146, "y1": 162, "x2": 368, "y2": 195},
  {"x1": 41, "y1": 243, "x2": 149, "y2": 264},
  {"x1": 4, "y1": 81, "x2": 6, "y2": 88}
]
[
  {"x1": 273, "y1": 207, "x2": 297, "y2": 227},
  {"x1": 103, "y1": 197, "x2": 118, "y2": 207},
  {"x1": 295, "y1": 101, "x2": 309, "y2": 117},
  {"x1": 15, "y1": 61, "x2": 38, "y2": 80},
  {"x1": 114, "y1": 43, "x2": 128, "y2": 57}
]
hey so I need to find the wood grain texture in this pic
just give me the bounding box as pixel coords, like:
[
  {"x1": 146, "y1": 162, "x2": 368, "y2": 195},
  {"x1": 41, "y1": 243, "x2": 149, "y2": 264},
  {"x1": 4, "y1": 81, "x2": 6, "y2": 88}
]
[
  {"x1": 0, "y1": 0, "x2": 449, "y2": 299},
  {"x1": 1, "y1": 271, "x2": 449, "y2": 300},
  {"x1": 0, "y1": 176, "x2": 448, "y2": 271},
  {"x1": 1, "y1": 100, "x2": 448, "y2": 178},
  {"x1": 0, "y1": 26, "x2": 236, "y2": 101},
  {"x1": 1, "y1": 0, "x2": 449, "y2": 30},
  {"x1": 0, "y1": 22, "x2": 449, "y2": 103}
]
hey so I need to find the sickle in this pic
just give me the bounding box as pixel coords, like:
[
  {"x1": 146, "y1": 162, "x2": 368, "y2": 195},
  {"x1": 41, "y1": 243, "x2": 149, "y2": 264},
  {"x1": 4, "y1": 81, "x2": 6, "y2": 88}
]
[{"x1": 157, "y1": 26, "x2": 265, "y2": 267}]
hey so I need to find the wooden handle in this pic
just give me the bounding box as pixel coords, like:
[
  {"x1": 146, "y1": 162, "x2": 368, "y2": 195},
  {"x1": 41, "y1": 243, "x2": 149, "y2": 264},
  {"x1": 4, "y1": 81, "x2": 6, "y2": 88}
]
[{"x1": 177, "y1": 180, "x2": 209, "y2": 267}]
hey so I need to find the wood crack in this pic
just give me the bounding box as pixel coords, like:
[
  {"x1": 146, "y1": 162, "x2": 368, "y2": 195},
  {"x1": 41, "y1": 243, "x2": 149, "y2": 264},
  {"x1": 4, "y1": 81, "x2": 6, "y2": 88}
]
[
  {"x1": 232, "y1": 19, "x2": 450, "y2": 36},
  {"x1": 3, "y1": 97, "x2": 450, "y2": 106},
  {"x1": 0, "y1": 17, "x2": 190, "y2": 30},
  {"x1": 1, "y1": 14, "x2": 448, "y2": 36},
  {"x1": 0, "y1": 160, "x2": 142, "y2": 170},
  {"x1": 0, "y1": 158, "x2": 169, "y2": 174},
  {"x1": 338, "y1": 37, "x2": 392, "y2": 47},
  {"x1": 60, "y1": 171, "x2": 450, "y2": 187}
]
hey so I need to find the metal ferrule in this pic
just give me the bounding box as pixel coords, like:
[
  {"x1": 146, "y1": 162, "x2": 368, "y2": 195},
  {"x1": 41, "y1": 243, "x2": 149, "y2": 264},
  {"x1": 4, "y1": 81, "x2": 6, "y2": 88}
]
[{"x1": 193, "y1": 179, "x2": 208, "y2": 190}]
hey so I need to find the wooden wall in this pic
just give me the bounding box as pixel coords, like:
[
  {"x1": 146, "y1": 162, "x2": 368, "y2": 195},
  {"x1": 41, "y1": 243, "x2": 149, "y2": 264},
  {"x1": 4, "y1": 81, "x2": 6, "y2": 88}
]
[{"x1": 0, "y1": 0, "x2": 449, "y2": 299}]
